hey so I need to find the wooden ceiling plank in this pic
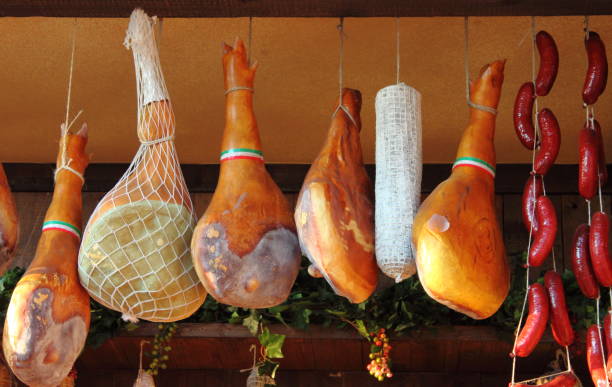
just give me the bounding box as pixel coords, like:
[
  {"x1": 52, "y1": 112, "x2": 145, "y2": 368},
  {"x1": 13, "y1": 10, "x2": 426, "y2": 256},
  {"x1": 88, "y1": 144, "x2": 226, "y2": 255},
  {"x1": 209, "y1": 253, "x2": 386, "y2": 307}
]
[{"x1": 1, "y1": 0, "x2": 612, "y2": 18}]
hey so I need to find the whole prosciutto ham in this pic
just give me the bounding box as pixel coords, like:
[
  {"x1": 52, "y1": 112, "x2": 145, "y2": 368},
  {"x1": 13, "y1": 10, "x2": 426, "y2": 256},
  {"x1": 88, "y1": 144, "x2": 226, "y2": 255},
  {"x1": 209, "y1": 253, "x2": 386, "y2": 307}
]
[
  {"x1": 191, "y1": 39, "x2": 300, "y2": 308},
  {"x1": 4, "y1": 124, "x2": 90, "y2": 387},
  {"x1": 412, "y1": 61, "x2": 509, "y2": 319},
  {"x1": 0, "y1": 163, "x2": 18, "y2": 274},
  {"x1": 295, "y1": 88, "x2": 377, "y2": 303}
]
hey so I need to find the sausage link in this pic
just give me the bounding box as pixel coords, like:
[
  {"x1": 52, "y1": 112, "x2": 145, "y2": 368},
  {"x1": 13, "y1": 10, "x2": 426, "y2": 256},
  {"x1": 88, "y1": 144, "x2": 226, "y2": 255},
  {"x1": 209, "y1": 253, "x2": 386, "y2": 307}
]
[
  {"x1": 513, "y1": 82, "x2": 536, "y2": 149},
  {"x1": 593, "y1": 119, "x2": 609, "y2": 187},
  {"x1": 583, "y1": 31, "x2": 608, "y2": 105},
  {"x1": 510, "y1": 373, "x2": 578, "y2": 387},
  {"x1": 605, "y1": 311, "x2": 612, "y2": 379},
  {"x1": 544, "y1": 271, "x2": 575, "y2": 347},
  {"x1": 535, "y1": 31, "x2": 560, "y2": 96},
  {"x1": 522, "y1": 174, "x2": 544, "y2": 234},
  {"x1": 534, "y1": 108, "x2": 561, "y2": 175},
  {"x1": 590, "y1": 211, "x2": 612, "y2": 287},
  {"x1": 579, "y1": 120, "x2": 600, "y2": 200},
  {"x1": 587, "y1": 324, "x2": 608, "y2": 387},
  {"x1": 529, "y1": 196, "x2": 557, "y2": 267},
  {"x1": 571, "y1": 224, "x2": 600, "y2": 299},
  {"x1": 514, "y1": 283, "x2": 550, "y2": 357}
]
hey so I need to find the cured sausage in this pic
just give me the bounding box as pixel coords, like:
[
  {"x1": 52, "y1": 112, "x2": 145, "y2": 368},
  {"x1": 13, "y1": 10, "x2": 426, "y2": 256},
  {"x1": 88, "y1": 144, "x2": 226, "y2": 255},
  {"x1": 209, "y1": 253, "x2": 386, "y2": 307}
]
[
  {"x1": 534, "y1": 108, "x2": 561, "y2": 175},
  {"x1": 535, "y1": 31, "x2": 559, "y2": 96},
  {"x1": 413, "y1": 60, "x2": 509, "y2": 319},
  {"x1": 544, "y1": 271, "x2": 575, "y2": 347},
  {"x1": 590, "y1": 211, "x2": 612, "y2": 287},
  {"x1": 604, "y1": 311, "x2": 612, "y2": 379},
  {"x1": 0, "y1": 163, "x2": 18, "y2": 274},
  {"x1": 587, "y1": 324, "x2": 609, "y2": 387},
  {"x1": 514, "y1": 283, "x2": 549, "y2": 357},
  {"x1": 192, "y1": 38, "x2": 300, "y2": 308},
  {"x1": 593, "y1": 119, "x2": 608, "y2": 186},
  {"x1": 583, "y1": 31, "x2": 608, "y2": 105},
  {"x1": 528, "y1": 196, "x2": 557, "y2": 267},
  {"x1": 522, "y1": 174, "x2": 543, "y2": 234},
  {"x1": 3, "y1": 125, "x2": 90, "y2": 387},
  {"x1": 510, "y1": 373, "x2": 579, "y2": 387},
  {"x1": 579, "y1": 120, "x2": 600, "y2": 200},
  {"x1": 571, "y1": 224, "x2": 600, "y2": 299},
  {"x1": 513, "y1": 82, "x2": 536, "y2": 149},
  {"x1": 295, "y1": 88, "x2": 377, "y2": 303}
]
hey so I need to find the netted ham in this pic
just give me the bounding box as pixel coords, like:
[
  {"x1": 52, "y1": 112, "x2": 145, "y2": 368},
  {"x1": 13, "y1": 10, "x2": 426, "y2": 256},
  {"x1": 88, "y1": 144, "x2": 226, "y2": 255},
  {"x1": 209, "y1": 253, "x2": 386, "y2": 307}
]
[
  {"x1": 295, "y1": 88, "x2": 377, "y2": 303},
  {"x1": 191, "y1": 39, "x2": 300, "y2": 308},
  {"x1": 4, "y1": 124, "x2": 90, "y2": 387},
  {"x1": 78, "y1": 9, "x2": 206, "y2": 322},
  {"x1": 0, "y1": 163, "x2": 18, "y2": 275}
]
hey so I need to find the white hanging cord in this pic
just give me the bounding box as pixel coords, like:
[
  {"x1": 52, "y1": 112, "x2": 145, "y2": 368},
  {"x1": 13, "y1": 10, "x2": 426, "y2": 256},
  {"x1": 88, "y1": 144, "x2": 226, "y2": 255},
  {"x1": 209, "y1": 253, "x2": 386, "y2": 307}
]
[
  {"x1": 332, "y1": 17, "x2": 358, "y2": 129},
  {"x1": 56, "y1": 18, "x2": 85, "y2": 185},
  {"x1": 595, "y1": 296, "x2": 611, "y2": 384},
  {"x1": 395, "y1": 17, "x2": 400, "y2": 85},
  {"x1": 463, "y1": 17, "x2": 497, "y2": 115}
]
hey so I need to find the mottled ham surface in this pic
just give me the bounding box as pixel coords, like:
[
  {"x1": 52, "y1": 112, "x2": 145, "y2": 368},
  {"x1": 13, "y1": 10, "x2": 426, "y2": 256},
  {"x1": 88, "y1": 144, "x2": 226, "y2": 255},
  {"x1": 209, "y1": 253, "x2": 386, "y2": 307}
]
[
  {"x1": 295, "y1": 88, "x2": 377, "y2": 303},
  {"x1": 0, "y1": 163, "x2": 18, "y2": 275}
]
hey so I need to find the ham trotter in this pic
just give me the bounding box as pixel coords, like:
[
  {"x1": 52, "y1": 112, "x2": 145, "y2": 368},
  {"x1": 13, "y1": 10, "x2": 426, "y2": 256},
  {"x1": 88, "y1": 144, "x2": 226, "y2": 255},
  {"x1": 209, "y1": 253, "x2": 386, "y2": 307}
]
[
  {"x1": 0, "y1": 163, "x2": 18, "y2": 275},
  {"x1": 3, "y1": 124, "x2": 90, "y2": 387},
  {"x1": 583, "y1": 31, "x2": 608, "y2": 105},
  {"x1": 535, "y1": 31, "x2": 559, "y2": 96},
  {"x1": 528, "y1": 196, "x2": 557, "y2": 267},
  {"x1": 513, "y1": 283, "x2": 549, "y2": 357},
  {"x1": 590, "y1": 211, "x2": 612, "y2": 287},
  {"x1": 412, "y1": 60, "x2": 509, "y2": 319},
  {"x1": 533, "y1": 108, "x2": 561, "y2": 176},
  {"x1": 571, "y1": 224, "x2": 600, "y2": 299},
  {"x1": 587, "y1": 324, "x2": 609, "y2": 387},
  {"x1": 295, "y1": 88, "x2": 377, "y2": 303},
  {"x1": 513, "y1": 82, "x2": 536, "y2": 150},
  {"x1": 579, "y1": 120, "x2": 600, "y2": 200},
  {"x1": 544, "y1": 271, "x2": 575, "y2": 347},
  {"x1": 191, "y1": 38, "x2": 300, "y2": 308}
]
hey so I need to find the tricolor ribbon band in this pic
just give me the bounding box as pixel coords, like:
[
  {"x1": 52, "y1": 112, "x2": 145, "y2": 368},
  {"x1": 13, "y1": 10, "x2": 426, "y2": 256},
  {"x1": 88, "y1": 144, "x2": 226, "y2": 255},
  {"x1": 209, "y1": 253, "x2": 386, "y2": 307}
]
[
  {"x1": 452, "y1": 157, "x2": 496, "y2": 178},
  {"x1": 42, "y1": 220, "x2": 81, "y2": 240},
  {"x1": 220, "y1": 148, "x2": 264, "y2": 162}
]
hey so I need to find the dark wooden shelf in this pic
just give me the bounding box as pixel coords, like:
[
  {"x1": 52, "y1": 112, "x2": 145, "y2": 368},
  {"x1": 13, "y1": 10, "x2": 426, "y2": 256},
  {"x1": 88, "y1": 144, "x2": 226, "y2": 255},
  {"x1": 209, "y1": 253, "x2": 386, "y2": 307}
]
[{"x1": 1, "y1": 0, "x2": 612, "y2": 18}]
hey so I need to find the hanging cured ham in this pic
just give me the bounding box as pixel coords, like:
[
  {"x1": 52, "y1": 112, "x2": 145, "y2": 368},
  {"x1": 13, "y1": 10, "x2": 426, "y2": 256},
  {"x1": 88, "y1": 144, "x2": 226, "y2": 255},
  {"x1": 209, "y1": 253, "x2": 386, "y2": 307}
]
[
  {"x1": 295, "y1": 88, "x2": 377, "y2": 303},
  {"x1": 0, "y1": 164, "x2": 18, "y2": 274},
  {"x1": 191, "y1": 39, "x2": 300, "y2": 308},
  {"x1": 3, "y1": 124, "x2": 90, "y2": 387},
  {"x1": 78, "y1": 9, "x2": 206, "y2": 322},
  {"x1": 412, "y1": 60, "x2": 509, "y2": 319}
]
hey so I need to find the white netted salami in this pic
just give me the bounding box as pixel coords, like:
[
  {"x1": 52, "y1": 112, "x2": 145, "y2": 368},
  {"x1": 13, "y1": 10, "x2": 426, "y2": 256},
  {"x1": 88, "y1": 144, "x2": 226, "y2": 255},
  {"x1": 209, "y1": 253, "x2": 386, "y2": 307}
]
[
  {"x1": 78, "y1": 9, "x2": 206, "y2": 322},
  {"x1": 374, "y1": 83, "x2": 422, "y2": 283}
]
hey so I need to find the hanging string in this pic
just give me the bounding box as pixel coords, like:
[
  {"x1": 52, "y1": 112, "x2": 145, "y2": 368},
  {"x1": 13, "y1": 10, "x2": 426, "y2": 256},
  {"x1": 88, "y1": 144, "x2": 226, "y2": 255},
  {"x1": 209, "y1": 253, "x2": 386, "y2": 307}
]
[
  {"x1": 463, "y1": 17, "x2": 497, "y2": 115},
  {"x1": 596, "y1": 296, "x2": 611, "y2": 385},
  {"x1": 56, "y1": 18, "x2": 85, "y2": 185},
  {"x1": 395, "y1": 17, "x2": 400, "y2": 84},
  {"x1": 332, "y1": 17, "x2": 358, "y2": 128},
  {"x1": 247, "y1": 16, "x2": 253, "y2": 66}
]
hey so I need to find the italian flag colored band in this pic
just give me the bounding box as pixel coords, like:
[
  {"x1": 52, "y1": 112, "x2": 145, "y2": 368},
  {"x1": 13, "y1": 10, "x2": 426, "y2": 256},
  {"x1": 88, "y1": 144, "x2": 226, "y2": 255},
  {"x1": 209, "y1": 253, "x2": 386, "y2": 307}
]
[
  {"x1": 42, "y1": 220, "x2": 81, "y2": 240},
  {"x1": 452, "y1": 157, "x2": 496, "y2": 178},
  {"x1": 220, "y1": 148, "x2": 264, "y2": 162}
]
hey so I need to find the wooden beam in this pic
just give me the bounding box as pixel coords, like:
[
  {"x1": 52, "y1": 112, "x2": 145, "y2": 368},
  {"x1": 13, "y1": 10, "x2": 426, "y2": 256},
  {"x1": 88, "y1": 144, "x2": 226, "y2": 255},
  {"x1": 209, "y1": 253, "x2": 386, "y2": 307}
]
[
  {"x1": 3, "y1": 163, "x2": 611, "y2": 195},
  {"x1": 1, "y1": 0, "x2": 611, "y2": 18}
]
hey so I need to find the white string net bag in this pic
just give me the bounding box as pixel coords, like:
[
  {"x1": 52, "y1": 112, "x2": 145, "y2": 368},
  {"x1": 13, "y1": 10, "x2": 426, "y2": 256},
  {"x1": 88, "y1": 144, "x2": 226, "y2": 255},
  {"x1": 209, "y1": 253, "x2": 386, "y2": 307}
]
[
  {"x1": 78, "y1": 8, "x2": 206, "y2": 322},
  {"x1": 374, "y1": 83, "x2": 422, "y2": 283},
  {"x1": 246, "y1": 367, "x2": 276, "y2": 387}
]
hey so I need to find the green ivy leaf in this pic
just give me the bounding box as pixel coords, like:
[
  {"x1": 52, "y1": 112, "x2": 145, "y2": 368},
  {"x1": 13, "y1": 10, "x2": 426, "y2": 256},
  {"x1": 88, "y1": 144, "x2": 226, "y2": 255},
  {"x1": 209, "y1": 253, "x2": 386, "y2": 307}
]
[
  {"x1": 243, "y1": 313, "x2": 260, "y2": 336},
  {"x1": 354, "y1": 319, "x2": 369, "y2": 339},
  {"x1": 258, "y1": 327, "x2": 285, "y2": 359}
]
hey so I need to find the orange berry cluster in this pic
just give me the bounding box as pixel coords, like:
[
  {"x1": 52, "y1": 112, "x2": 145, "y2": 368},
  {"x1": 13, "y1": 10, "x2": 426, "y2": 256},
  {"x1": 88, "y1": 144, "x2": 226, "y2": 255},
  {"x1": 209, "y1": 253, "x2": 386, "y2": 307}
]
[{"x1": 366, "y1": 328, "x2": 393, "y2": 382}]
